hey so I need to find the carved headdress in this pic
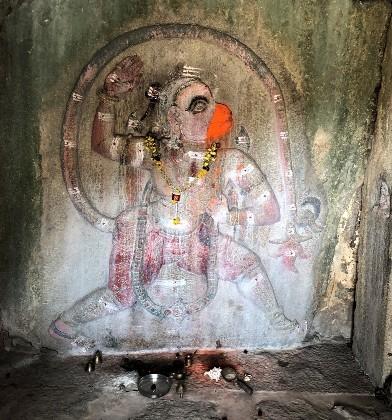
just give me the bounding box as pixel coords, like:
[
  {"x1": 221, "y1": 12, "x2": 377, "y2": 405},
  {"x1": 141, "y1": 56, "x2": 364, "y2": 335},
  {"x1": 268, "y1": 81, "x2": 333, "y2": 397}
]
[
  {"x1": 153, "y1": 64, "x2": 207, "y2": 147},
  {"x1": 159, "y1": 64, "x2": 205, "y2": 108}
]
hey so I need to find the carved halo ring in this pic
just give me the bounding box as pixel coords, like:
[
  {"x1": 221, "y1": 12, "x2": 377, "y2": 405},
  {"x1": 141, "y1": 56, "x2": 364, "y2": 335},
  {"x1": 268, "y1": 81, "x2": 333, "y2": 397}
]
[{"x1": 61, "y1": 23, "x2": 291, "y2": 233}]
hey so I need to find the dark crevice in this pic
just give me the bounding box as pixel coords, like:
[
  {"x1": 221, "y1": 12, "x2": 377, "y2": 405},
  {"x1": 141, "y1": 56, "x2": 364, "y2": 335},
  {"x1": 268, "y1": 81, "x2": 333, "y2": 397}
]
[{"x1": 350, "y1": 186, "x2": 363, "y2": 345}]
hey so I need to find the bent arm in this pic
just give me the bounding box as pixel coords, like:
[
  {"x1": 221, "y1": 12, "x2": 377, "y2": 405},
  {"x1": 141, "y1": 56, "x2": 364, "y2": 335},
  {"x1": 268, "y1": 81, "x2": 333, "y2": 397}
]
[
  {"x1": 222, "y1": 149, "x2": 280, "y2": 226},
  {"x1": 91, "y1": 99, "x2": 145, "y2": 167}
]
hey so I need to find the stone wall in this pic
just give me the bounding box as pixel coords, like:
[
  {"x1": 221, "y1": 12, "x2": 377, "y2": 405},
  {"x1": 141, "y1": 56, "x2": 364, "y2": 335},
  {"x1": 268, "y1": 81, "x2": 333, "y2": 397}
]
[
  {"x1": 0, "y1": 0, "x2": 391, "y2": 353},
  {"x1": 354, "y1": 13, "x2": 392, "y2": 387}
]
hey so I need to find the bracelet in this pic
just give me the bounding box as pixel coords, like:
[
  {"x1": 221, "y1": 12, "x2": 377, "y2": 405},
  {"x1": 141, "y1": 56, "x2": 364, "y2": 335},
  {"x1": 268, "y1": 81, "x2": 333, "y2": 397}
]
[
  {"x1": 97, "y1": 112, "x2": 114, "y2": 122},
  {"x1": 97, "y1": 89, "x2": 120, "y2": 103}
]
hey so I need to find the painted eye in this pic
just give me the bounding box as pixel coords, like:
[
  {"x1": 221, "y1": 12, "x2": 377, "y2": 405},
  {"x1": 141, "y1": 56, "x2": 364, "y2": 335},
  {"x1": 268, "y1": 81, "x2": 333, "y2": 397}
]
[{"x1": 187, "y1": 96, "x2": 209, "y2": 114}]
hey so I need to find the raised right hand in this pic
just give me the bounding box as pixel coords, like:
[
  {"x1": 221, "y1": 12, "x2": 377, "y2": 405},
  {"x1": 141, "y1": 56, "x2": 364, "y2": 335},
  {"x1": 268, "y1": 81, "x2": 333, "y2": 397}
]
[{"x1": 104, "y1": 55, "x2": 143, "y2": 98}]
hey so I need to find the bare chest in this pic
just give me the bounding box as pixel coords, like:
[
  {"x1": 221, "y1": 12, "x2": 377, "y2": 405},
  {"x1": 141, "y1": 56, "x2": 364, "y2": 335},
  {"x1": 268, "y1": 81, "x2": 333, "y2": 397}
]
[{"x1": 150, "y1": 156, "x2": 221, "y2": 205}]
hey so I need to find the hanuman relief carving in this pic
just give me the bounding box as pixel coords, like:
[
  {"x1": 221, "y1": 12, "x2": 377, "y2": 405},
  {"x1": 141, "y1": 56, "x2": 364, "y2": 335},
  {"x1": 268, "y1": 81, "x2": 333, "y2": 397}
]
[{"x1": 50, "y1": 54, "x2": 304, "y2": 350}]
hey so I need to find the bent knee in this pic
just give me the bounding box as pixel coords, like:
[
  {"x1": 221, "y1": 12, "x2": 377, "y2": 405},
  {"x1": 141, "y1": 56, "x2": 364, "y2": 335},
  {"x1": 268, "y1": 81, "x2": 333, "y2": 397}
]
[{"x1": 219, "y1": 257, "x2": 262, "y2": 283}]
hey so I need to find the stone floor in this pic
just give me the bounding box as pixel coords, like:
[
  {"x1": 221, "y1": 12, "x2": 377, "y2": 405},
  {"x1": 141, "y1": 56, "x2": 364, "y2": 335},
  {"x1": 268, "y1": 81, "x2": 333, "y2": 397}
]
[{"x1": 0, "y1": 343, "x2": 391, "y2": 419}]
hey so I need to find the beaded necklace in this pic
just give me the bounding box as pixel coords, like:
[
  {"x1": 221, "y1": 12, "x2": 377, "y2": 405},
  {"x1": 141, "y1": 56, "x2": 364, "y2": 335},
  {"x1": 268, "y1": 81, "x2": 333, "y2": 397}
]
[{"x1": 144, "y1": 136, "x2": 219, "y2": 225}]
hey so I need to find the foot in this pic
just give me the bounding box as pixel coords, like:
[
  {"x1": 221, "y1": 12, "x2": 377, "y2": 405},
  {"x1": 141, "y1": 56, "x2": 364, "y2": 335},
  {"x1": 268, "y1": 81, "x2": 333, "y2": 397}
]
[
  {"x1": 269, "y1": 314, "x2": 308, "y2": 346},
  {"x1": 269, "y1": 312, "x2": 299, "y2": 332},
  {"x1": 269, "y1": 312, "x2": 308, "y2": 336},
  {"x1": 48, "y1": 319, "x2": 95, "y2": 352}
]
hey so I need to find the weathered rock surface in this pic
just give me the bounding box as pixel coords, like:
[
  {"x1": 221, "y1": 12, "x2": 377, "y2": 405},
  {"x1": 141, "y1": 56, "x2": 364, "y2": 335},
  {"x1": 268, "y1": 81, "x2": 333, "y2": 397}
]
[
  {"x1": 354, "y1": 7, "x2": 392, "y2": 387},
  {"x1": 0, "y1": 345, "x2": 391, "y2": 419},
  {"x1": 1, "y1": 0, "x2": 392, "y2": 355}
]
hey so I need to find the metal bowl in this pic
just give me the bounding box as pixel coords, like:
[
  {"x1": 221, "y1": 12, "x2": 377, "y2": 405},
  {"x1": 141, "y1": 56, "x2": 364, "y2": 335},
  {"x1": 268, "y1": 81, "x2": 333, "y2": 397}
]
[{"x1": 138, "y1": 373, "x2": 172, "y2": 399}]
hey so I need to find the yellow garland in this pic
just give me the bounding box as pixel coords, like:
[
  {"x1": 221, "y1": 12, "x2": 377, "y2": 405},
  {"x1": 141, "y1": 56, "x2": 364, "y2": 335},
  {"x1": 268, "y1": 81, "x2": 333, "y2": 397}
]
[
  {"x1": 143, "y1": 136, "x2": 219, "y2": 225},
  {"x1": 143, "y1": 136, "x2": 218, "y2": 181}
]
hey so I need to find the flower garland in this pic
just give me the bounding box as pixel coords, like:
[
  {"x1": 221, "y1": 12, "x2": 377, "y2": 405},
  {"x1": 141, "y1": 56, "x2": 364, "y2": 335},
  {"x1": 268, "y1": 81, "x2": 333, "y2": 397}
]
[{"x1": 143, "y1": 136, "x2": 219, "y2": 224}]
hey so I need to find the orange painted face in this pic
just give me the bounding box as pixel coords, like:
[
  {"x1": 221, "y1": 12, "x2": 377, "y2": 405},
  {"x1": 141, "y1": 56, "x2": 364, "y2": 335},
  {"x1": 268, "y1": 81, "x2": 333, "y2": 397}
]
[{"x1": 167, "y1": 81, "x2": 233, "y2": 146}]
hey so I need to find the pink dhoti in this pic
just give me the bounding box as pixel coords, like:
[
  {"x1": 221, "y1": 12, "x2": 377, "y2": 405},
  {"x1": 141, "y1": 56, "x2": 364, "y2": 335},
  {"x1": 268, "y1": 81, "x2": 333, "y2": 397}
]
[{"x1": 108, "y1": 208, "x2": 261, "y2": 306}]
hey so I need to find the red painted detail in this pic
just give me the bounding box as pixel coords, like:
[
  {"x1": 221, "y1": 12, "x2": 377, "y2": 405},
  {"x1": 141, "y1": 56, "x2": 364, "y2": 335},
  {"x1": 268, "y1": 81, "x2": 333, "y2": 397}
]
[
  {"x1": 273, "y1": 239, "x2": 308, "y2": 273},
  {"x1": 172, "y1": 193, "x2": 181, "y2": 202},
  {"x1": 108, "y1": 215, "x2": 210, "y2": 305},
  {"x1": 107, "y1": 209, "x2": 265, "y2": 306},
  {"x1": 206, "y1": 103, "x2": 233, "y2": 142}
]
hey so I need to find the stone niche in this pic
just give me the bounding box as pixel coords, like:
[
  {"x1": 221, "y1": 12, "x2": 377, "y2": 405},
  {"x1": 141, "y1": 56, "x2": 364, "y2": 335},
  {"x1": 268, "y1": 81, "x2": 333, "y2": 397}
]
[
  {"x1": 51, "y1": 25, "x2": 325, "y2": 351},
  {"x1": 0, "y1": 1, "x2": 390, "y2": 360}
]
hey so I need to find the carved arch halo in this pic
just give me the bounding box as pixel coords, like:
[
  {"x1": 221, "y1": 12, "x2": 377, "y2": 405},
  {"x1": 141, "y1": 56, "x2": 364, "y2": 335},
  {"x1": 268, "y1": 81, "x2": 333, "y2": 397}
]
[{"x1": 62, "y1": 24, "x2": 295, "y2": 233}]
